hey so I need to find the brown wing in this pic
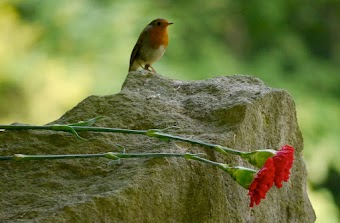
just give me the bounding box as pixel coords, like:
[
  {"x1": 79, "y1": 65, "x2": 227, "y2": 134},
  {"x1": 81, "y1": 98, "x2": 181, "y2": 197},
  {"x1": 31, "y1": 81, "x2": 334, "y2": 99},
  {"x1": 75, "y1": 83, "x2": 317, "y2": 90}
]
[
  {"x1": 129, "y1": 41, "x2": 140, "y2": 68},
  {"x1": 129, "y1": 29, "x2": 148, "y2": 69}
]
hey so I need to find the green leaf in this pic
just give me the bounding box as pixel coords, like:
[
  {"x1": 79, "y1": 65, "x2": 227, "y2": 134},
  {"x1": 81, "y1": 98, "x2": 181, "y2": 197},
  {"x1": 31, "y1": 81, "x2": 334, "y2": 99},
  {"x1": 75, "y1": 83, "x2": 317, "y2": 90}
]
[
  {"x1": 69, "y1": 116, "x2": 105, "y2": 127},
  {"x1": 51, "y1": 124, "x2": 85, "y2": 140}
]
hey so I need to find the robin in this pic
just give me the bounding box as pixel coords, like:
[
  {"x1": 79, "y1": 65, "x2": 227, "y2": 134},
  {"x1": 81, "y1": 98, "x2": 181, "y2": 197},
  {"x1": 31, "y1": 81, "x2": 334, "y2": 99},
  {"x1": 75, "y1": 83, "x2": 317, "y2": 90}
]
[{"x1": 129, "y1": 18, "x2": 173, "y2": 73}]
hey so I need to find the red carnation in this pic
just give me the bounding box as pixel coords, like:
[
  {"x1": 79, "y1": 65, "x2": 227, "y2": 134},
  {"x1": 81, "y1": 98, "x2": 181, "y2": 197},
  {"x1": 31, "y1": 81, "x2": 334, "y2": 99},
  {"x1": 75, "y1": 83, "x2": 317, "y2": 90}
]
[
  {"x1": 248, "y1": 158, "x2": 275, "y2": 207},
  {"x1": 272, "y1": 145, "x2": 294, "y2": 188}
]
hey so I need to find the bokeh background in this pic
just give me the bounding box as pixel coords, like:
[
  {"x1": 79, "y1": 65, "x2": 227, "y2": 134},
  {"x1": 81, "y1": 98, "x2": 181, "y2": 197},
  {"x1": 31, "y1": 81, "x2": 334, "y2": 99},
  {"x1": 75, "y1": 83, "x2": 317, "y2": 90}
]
[{"x1": 0, "y1": 0, "x2": 339, "y2": 222}]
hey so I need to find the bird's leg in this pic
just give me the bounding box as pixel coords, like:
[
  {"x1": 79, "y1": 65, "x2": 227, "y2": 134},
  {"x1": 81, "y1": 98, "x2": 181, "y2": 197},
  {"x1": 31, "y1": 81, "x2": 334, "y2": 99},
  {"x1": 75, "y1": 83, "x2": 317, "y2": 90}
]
[
  {"x1": 149, "y1": 66, "x2": 156, "y2": 73},
  {"x1": 138, "y1": 61, "x2": 144, "y2": 70},
  {"x1": 144, "y1": 64, "x2": 156, "y2": 73}
]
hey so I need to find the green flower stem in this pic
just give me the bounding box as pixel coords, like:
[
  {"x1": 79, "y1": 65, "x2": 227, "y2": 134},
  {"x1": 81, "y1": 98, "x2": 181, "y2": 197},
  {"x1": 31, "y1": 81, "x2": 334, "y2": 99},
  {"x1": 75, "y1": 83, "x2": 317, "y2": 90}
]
[
  {"x1": 0, "y1": 125, "x2": 53, "y2": 131},
  {"x1": 12, "y1": 153, "x2": 104, "y2": 161},
  {"x1": 185, "y1": 154, "x2": 256, "y2": 189},
  {"x1": 147, "y1": 131, "x2": 242, "y2": 155},
  {"x1": 0, "y1": 152, "x2": 199, "y2": 162},
  {"x1": 0, "y1": 125, "x2": 146, "y2": 138},
  {"x1": 185, "y1": 154, "x2": 229, "y2": 171},
  {"x1": 104, "y1": 152, "x2": 191, "y2": 159},
  {"x1": 0, "y1": 124, "x2": 243, "y2": 156},
  {"x1": 0, "y1": 124, "x2": 144, "y2": 134}
]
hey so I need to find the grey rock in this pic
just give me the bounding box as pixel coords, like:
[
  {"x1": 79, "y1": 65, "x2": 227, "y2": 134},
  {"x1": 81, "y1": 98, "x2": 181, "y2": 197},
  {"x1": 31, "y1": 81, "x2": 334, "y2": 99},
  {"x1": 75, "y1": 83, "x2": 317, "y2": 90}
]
[{"x1": 0, "y1": 72, "x2": 315, "y2": 223}]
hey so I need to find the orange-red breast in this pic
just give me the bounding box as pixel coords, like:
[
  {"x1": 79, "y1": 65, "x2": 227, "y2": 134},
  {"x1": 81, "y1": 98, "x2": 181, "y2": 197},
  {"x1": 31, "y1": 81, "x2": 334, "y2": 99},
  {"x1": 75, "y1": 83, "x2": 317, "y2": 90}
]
[{"x1": 129, "y1": 18, "x2": 173, "y2": 73}]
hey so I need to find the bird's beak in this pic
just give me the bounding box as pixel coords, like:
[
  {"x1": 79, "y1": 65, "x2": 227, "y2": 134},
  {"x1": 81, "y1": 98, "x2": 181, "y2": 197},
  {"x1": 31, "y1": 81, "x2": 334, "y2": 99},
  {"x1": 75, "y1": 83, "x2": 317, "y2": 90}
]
[{"x1": 168, "y1": 22, "x2": 174, "y2": 26}]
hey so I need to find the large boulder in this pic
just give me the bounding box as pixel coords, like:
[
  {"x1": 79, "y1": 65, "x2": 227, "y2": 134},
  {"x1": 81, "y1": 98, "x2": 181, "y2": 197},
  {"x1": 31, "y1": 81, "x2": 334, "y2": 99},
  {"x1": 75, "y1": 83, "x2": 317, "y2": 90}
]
[{"x1": 0, "y1": 72, "x2": 315, "y2": 222}]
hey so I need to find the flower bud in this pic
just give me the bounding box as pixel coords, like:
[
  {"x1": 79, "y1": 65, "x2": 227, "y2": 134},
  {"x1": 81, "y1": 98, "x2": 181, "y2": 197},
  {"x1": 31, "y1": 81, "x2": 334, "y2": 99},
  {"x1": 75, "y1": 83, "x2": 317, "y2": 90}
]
[
  {"x1": 241, "y1": 149, "x2": 276, "y2": 168},
  {"x1": 220, "y1": 164, "x2": 256, "y2": 189}
]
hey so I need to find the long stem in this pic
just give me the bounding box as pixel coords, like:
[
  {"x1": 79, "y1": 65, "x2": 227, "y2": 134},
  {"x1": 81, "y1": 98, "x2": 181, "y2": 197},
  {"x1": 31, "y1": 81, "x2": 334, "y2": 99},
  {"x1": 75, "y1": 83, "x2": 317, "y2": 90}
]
[
  {"x1": 150, "y1": 131, "x2": 243, "y2": 155},
  {"x1": 0, "y1": 124, "x2": 244, "y2": 156},
  {"x1": 1, "y1": 152, "x2": 233, "y2": 176},
  {"x1": 185, "y1": 154, "x2": 230, "y2": 171},
  {"x1": 0, "y1": 125, "x2": 146, "y2": 134},
  {"x1": 0, "y1": 152, "x2": 194, "y2": 161},
  {"x1": 186, "y1": 154, "x2": 223, "y2": 167}
]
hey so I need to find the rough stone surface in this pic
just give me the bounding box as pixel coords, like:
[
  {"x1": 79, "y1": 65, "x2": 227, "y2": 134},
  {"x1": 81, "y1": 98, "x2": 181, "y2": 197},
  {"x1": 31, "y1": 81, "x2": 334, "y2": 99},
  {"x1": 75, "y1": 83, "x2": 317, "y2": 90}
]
[{"x1": 0, "y1": 72, "x2": 315, "y2": 223}]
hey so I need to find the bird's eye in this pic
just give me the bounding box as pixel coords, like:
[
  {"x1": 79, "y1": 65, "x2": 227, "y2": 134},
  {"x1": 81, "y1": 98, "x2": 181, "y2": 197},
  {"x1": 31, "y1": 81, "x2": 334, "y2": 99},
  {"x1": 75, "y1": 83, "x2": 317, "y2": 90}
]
[{"x1": 156, "y1": 21, "x2": 161, "y2": 26}]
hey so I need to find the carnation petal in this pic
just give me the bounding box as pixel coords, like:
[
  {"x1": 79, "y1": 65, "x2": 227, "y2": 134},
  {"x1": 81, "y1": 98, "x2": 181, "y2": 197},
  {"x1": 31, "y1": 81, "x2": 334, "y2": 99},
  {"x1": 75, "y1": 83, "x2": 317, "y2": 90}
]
[
  {"x1": 272, "y1": 145, "x2": 295, "y2": 188},
  {"x1": 248, "y1": 158, "x2": 275, "y2": 207}
]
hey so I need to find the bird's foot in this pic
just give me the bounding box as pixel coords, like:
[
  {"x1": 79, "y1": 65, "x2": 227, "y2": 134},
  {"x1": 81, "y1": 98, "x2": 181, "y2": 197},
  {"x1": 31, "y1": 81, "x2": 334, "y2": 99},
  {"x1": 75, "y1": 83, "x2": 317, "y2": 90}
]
[{"x1": 144, "y1": 64, "x2": 156, "y2": 74}]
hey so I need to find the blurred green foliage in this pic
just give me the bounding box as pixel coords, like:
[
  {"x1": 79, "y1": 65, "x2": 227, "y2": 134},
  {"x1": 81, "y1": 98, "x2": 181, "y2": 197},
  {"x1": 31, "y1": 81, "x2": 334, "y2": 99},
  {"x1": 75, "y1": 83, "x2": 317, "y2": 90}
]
[{"x1": 0, "y1": 0, "x2": 339, "y2": 221}]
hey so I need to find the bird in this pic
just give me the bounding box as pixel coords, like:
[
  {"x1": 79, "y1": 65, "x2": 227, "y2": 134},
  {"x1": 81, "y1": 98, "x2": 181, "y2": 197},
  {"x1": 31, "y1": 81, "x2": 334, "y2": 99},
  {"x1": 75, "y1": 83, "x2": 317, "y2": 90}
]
[{"x1": 129, "y1": 18, "x2": 173, "y2": 73}]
